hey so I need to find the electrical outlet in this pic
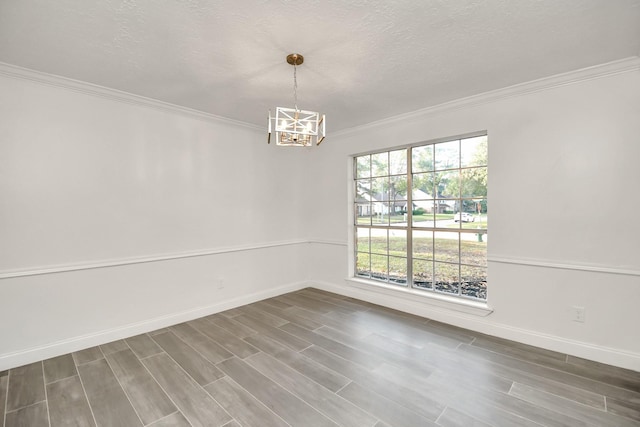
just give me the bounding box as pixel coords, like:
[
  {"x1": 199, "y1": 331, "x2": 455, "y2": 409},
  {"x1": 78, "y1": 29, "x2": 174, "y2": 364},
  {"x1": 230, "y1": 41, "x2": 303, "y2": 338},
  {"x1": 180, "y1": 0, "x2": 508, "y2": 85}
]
[{"x1": 571, "y1": 306, "x2": 585, "y2": 323}]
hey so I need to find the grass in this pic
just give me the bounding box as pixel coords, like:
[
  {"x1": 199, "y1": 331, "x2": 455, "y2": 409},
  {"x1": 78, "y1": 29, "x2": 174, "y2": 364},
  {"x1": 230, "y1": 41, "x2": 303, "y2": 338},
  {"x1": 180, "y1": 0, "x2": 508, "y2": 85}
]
[
  {"x1": 358, "y1": 237, "x2": 487, "y2": 275},
  {"x1": 356, "y1": 235, "x2": 487, "y2": 299},
  {"x1": 358, "y1": 237, "x2": 486, "y2": 256}
]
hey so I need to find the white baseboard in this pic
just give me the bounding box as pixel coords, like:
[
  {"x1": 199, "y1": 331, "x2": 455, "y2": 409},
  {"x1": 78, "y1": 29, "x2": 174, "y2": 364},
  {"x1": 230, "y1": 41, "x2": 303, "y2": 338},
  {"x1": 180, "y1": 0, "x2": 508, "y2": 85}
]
[
  {"x1": 4, "y1": 277, "x2": 638, "y2": 372},
  {"x1": 308, "y1": 280, "x2": 640, "y2": 372},
  {"x1": 0, "y1": 281, "x2": 307, "y2": 371}
]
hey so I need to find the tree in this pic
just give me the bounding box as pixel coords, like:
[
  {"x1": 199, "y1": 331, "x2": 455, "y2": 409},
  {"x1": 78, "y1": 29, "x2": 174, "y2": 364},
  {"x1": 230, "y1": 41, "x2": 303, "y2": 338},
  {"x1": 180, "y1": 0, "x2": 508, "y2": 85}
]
[{"x1": 444, "y1": 138, "x2": 487, "y2": 201}]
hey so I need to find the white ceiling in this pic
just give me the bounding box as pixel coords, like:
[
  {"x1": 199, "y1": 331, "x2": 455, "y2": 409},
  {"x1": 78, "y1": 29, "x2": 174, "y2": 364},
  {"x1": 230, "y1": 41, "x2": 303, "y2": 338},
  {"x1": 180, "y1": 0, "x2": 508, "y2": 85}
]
[{"x1": 1, "y1": 0, "x2": 639, "y2": 132}]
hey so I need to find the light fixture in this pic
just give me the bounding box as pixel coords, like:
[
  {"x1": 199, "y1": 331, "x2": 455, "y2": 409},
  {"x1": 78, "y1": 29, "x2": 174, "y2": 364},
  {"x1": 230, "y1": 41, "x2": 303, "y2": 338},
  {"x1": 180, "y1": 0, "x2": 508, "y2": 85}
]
[{"x1": 268, "y1": 53, "x2": 325, "y2": 146}]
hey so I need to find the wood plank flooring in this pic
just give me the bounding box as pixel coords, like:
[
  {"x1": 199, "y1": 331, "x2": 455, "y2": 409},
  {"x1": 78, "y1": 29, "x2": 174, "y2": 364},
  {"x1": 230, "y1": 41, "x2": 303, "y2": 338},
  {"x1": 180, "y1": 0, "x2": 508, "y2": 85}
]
[{"x1": 1, "y1": 288, "x2": 639, "y2": 427}]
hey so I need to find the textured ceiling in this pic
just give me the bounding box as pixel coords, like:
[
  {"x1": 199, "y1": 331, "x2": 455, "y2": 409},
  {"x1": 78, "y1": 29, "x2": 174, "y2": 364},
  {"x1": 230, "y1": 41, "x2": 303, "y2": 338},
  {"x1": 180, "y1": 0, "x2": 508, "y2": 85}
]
[{"x1": 1, "y1": 0, "x2": 639, "y2": 131}]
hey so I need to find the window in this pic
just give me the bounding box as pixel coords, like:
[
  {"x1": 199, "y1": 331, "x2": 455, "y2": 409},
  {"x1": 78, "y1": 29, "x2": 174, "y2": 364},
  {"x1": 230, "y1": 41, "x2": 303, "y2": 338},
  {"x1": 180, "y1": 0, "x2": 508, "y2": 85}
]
[{"x1": 353, "y1": 133, "x2": 488, "y2": 300}]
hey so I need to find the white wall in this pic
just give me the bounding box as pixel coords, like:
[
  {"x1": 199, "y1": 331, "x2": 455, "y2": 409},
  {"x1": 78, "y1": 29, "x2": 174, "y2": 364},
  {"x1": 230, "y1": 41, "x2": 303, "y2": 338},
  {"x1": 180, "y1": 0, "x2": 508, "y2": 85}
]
[
  {"x1": 0, "y1": 69, "x2": 310, "y2": 369},
  {"x1": 2, "y1": 60, "x2": 639, "y2": 372},
  {"x1": 304, "y1": 61, "x2": 640, "y2": 371},
  {"x1": 0, "y1": 72, "x2": 308, "y2": 270}
]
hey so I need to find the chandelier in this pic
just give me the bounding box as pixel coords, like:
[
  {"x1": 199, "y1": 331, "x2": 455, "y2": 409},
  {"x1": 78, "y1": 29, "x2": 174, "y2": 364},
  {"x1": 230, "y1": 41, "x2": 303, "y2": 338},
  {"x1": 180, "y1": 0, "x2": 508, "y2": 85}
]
[{"x1": 268, "y1": 53, "x2": 325, "y2": 146}]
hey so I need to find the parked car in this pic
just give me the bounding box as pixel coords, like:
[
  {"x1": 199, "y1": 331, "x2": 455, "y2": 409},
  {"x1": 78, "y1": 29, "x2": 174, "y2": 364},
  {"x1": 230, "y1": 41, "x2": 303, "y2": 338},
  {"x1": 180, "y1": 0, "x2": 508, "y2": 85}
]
[{"x1": 453, "y1": 212, "x2": 475, "y2": 222}]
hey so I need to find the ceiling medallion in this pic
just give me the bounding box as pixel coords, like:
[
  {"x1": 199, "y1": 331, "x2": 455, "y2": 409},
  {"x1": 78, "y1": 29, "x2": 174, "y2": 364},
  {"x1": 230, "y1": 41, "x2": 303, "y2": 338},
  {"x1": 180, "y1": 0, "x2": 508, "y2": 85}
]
[{"x1": 268, "y1": 53, "x2": 326, "y2": 146}]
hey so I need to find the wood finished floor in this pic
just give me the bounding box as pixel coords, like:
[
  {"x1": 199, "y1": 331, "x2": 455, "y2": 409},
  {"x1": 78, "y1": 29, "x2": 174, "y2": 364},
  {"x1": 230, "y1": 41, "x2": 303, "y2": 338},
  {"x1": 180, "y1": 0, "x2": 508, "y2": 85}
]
[{"x1": 1, "y1": 288, "x2": 639, "y2": 427}]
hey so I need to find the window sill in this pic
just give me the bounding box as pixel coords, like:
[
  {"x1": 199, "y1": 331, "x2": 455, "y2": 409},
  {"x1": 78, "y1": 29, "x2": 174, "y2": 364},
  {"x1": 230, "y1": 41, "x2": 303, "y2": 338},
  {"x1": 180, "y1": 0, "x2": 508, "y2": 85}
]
[{"x1": 345, "y1": 277, "x2": 493, "y2": 317}]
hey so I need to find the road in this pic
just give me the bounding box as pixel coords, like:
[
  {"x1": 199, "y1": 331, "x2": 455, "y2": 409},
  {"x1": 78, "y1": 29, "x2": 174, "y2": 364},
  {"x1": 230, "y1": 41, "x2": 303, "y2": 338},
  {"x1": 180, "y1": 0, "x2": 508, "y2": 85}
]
[{"x1": 362, "y1": 218, "x2": 488, "y2": 242}]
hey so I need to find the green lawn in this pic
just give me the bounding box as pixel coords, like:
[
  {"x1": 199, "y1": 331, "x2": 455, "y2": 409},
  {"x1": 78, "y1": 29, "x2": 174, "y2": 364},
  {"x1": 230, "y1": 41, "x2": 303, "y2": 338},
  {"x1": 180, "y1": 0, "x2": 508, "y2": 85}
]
[
  {"x1": 355, "y1": 217, "x2": 487, "y2": 299},
  {"x1": 357, "y1": 236, "x2": 486, "y2": 279}
]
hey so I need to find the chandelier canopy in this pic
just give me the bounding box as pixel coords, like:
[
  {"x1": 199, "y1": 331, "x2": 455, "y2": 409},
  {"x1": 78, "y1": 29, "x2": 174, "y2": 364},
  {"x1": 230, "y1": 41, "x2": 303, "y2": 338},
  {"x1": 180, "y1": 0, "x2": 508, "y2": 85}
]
[{"x1": 268, "y1": 53, "x2": 325, "y2": 147}]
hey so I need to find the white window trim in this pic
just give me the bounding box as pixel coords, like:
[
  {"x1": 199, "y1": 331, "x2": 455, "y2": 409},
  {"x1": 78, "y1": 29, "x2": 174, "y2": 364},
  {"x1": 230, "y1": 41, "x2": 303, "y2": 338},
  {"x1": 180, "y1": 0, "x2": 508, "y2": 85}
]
[
  {"x1": 347, "y1": 131, "x2": 489, "y2": 311},
  {"x1": 346, "y1": 276, "x2": 493, "y2": 316}
]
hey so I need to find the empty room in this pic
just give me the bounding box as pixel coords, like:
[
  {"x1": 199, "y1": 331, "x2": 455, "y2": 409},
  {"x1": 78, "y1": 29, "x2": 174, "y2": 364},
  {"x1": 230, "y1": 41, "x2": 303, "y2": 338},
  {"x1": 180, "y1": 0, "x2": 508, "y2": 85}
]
[{"x1": 1, "y1": 1, "x2": 639, "y2": 426}]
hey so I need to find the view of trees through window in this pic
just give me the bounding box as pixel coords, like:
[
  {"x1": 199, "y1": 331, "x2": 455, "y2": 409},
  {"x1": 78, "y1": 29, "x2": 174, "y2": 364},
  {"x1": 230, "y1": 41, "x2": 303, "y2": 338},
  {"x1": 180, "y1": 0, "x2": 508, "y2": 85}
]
[{"x1": 354, "y1": 134, "x2": 488, "y2": 300}]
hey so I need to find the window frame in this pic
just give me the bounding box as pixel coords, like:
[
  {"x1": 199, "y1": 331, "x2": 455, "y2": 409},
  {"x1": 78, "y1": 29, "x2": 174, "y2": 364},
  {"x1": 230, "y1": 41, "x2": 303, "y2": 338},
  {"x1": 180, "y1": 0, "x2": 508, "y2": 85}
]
[{"x1": 351, "y1": 131, "x2": 488, "y2": 301}]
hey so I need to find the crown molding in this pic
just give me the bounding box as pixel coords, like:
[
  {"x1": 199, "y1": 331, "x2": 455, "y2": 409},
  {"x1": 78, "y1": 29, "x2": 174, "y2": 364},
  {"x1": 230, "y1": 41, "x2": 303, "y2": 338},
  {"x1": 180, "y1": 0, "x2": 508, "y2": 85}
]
[
  {"x1": 333, "y1": 56, "x2": 640, "y2": 137},
  {"x1": 0, "y1": 62, "x2": 262, "y2": 131},
  {"x1": 1, "y1": 57, "x2": 638, "y2": 138}
]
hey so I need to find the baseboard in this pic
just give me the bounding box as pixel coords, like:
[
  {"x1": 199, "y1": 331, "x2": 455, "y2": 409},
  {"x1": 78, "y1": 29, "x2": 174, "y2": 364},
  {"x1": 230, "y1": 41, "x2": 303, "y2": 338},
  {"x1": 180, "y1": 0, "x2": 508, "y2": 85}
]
[
  {"x1": 308, "y1": 280, "x2": 640, "y2": 372},
  {"x1": 0, "y1": 281, "x2": 307, "y2": 371},
  {"x1": 5, "y1": 277, "x2": 638, "y2": 372}
]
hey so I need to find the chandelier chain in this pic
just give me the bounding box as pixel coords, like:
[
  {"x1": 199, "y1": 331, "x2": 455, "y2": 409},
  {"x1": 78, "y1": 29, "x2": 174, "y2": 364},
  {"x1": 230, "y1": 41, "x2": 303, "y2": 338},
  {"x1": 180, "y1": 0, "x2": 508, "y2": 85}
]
[{"x1": 293, "y1": 62, "x2": 298, "y2": 111}]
